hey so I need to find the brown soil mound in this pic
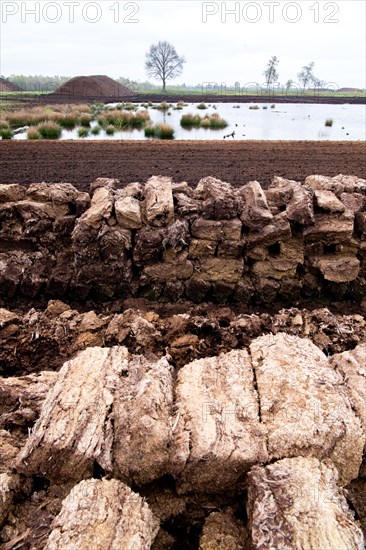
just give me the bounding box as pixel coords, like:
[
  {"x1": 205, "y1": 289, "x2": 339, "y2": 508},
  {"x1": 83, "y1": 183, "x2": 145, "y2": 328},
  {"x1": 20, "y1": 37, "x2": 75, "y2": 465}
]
[
  {"x1": 52, "y1": 75, "x2": 133, "y2": 100},
  {"x1": 0, "y1": 78, "x2": 22, "y2": 92}
]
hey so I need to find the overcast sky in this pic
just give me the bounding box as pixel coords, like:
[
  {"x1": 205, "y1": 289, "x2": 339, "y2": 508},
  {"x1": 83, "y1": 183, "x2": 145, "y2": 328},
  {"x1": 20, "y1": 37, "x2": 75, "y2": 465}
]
[{"x1": 1, "y1": 0, "x2": 365, "y2": 88}]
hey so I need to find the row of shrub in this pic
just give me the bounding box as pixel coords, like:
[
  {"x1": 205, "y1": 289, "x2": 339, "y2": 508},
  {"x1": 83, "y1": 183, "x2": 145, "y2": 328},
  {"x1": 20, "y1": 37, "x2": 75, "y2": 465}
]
[
  {"x1": 249, "y1": 104, "x2": 276, "y2": 110},
  {"x1": 2, "y1": 104, "x2": 91, "y2": 128}
]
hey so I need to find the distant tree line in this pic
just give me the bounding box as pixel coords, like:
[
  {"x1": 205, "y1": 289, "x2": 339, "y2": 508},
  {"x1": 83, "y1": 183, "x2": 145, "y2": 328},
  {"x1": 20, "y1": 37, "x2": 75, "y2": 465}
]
[
  {"x1": 5, "y1": 74, "x2": 162, "y2": 92},
  {"x1": 6, "y1": 75, "x2": 70, "y2": 91}
]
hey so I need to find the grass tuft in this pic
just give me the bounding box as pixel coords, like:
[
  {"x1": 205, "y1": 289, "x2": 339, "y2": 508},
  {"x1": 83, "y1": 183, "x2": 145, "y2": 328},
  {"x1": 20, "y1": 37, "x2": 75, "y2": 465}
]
[
  {"x1": 249, "y1": 105, "x2": 259, "y2": 110},
  {"x1": 200, "y1": 117, "x2": 211, "y2": 128},
  {"x1": 98, "y1": 109, "x2": 150, "y2": 129},
  {"x1": 91, "y1": 125, "x2": 101, "y2": 135},
  {"x1": 80, "y1": 113, "x2": 92, "y2": 127},
  {"x1": 180, "y1": 113, "x2": 202, "y2": 127},
  {"x1": 325, "y1": 118, "x2": 333, "y2": 127},
  {"x1": 157, "y1": 101, "x2": 171, "y2": 111},
  {"x1": 78, "y1": 127, "x2": 90, "y2": 138},
  {"x1": 155, "y1": 123, "x2": 174, "y2": 139},
  {"x1": 144, "y1": 123, "x2": 174, "y2": 139},
  {"x1": 105, "y1": 125, "x2": 115, "y2": 135},
  {"x1": 197, "y1": 103, "x2": 207, "y2": 110},
  {"x1": 37, "y1": 122, "x2": 62, "y2": 139},
  {"x1": 206, "y1": 113, "x2": 228, "y2": 129},
  {"x1": 144, "y1": 124, "x2": 156, "y2": 138},
  {"x1": 58, "y1": 113, "x2": 79, "y2": 129},
  {"x1": 0, "y1": 128, "x2": 13, "y2": 139},
  {"x1": 27, "y1": 126, "x2": 41, "y2": 140}
]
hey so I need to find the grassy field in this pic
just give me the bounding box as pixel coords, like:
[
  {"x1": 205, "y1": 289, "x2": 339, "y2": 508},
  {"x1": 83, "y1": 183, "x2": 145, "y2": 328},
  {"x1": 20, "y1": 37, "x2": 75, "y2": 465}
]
[
  {"x1": 0, "y1": 91, "x2": 50, "y2": 96},
  {"x1": 1, "y1": 89, "x2": 365, "y2": 99},
  {"x1": 136, "y1": 90, "x2": 366, "y2": 99}
]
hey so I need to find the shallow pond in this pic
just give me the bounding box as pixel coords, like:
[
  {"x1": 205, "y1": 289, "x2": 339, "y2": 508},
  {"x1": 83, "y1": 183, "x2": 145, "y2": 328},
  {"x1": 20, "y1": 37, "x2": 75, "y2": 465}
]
[{"x1": 13, "y1": 102, "x2": 366, "y2": 141}]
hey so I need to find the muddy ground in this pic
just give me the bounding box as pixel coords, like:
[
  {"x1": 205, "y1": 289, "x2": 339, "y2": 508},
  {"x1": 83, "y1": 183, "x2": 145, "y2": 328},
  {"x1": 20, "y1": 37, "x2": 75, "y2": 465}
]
[
  {"x1": 0, "y1": 141, "x2": 364, "y2": 191},
  {"x1": 2, "y1": 300, "x2": 366, "y2": 378}
]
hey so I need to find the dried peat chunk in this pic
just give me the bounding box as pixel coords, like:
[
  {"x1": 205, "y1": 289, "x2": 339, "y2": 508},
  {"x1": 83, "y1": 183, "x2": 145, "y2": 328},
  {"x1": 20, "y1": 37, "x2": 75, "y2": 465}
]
[
  {"x1": 16, "y1": 346, "x2": 129, "y2": 482},
  {"x1": 0, "y1": 184, "x2": 26, "y2": 203},
  {"x1": 27, "y1": 182, "x2": 85, "y2": 206},
  {"x1": 0, "y1": 473, "x2": 20, "y2": 528},
  {"x1": 133, "y1": 227, "x2": 164, "y2": 265},
  {"x1": 252, "y1": 258, "x2": 298, "y2": 280},
  {"x1": 188, "y1": 239, "x2": 216, "y2": 259},
  {"x1": 314, "y1": 189, "x2": 345, "y2": 212},
  {"x1": 221, "y1": 219, "x2": 243, "y2": 241},
  {"x1": 265, "y1": 177, "x2": 298, "y2": 212},
  {"x1": 171, "y1": 349, "x2": 268, "y2": 494},
  {"x1": 330, "y1": 344, "x2": 366, "y2": 429},
  {"x1": 194, "y1": 176, "x2": 240, "y2": 219},
  {"x1": 90, "y1": 177, "x2": 120, "y2": 193},
  {"x1": 340, "y1": 192, "x2": 365, "y2": 213},
  {"x1": 250, "y1": 333, "x2": 365, "y2": 485},
  {"x1": 311, "y1": 255, "x2": 360, "y2": 283},
  {"x1": 76, "y1": 186, "x2": 114, "y2": 230},
  {"x1": 0, "y1": 370, "x2": 58, "y2": 424},
  {"x1": 304, "y1": 212, "x2": 355, "y2": 242},
  {"x1": 26, "y1": 182, "x2": 55, "y2": 202},
  {"x1": 238, "y1": 181, "x2": 273, "y2": 230},
  {"x1": 333, "y1": 174, "x2": 366, "y2": 194},
  {"x1": 247, "y1": 457, "x2": 364, "y2": 550},
  {"x1": 115, "y1": 195, "x2": 142, "y2": 229},
  {"x1": 198, "y1": 258, "x2": 244, "y2": 284},
  {"x1": 45, "y1": 479, "x2": 159, "y2": 550},
  {"x1": 305, "y1": 174, "x2": 345, "y2": 195},
  {"x1": 143, "y1": 255, "x2": 194, "y2": 282},
  {"x1": 0, "y1": 307, "x2": 19, "y2": 326},
  {"x1": 16, "y1": 199, "x2": 69, "y2": 221},
  {"x1": 113, "y1": 356, "x2": 174, "y2": 485},
  {"x1": 175, "y1": 192, "x2": 202, "y2": 216},
  {"x1": 246, "y1": 213, "x2": 291, "y2": 248},
  {"x1": 199, "y1": 509, "x2": 248, "y2": 550},
  {"x1": 191, "y1": 219, "x2": 223, "y2": 241},
  {"x1": 286, "y1": 183, "x2": 314, "y2": 225},
  {"x1": 355, "y1": 211, "x2": 366, "y2": 237},
  {"x1": 0, "y1": 430, "x2": 20, "y2": 473},
  {"x1": 145, "y1": 176, "x2": 174, "y2": 227}
]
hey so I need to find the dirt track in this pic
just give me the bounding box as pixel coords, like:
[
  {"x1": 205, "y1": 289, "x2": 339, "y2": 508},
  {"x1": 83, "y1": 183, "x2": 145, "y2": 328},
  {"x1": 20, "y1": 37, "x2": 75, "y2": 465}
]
[{"x1": 1, "y1": 141, "x2": 365, "y2": 191}]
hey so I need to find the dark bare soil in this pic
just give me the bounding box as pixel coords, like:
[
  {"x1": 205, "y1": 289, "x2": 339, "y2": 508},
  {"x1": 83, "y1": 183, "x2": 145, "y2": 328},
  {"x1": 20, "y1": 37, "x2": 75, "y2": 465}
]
[
  {"x1": 1, "y1": 301, "x2": 366, "y2": 378},
  {"x1": 2, "y1": 91, "x2": 365, "y2": 105},
  {"x1": 1, "y1": 141, "x2": 365, "y2": 191}
]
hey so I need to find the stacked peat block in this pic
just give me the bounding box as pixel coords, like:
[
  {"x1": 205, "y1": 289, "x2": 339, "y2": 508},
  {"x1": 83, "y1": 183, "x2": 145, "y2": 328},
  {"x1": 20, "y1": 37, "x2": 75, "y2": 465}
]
[
  {"x1": 9, "y1": 334, "x2": 366, "y2": 548},
  {"x1": 1, "y1": 173, "x2": 366, "y2": 303}
]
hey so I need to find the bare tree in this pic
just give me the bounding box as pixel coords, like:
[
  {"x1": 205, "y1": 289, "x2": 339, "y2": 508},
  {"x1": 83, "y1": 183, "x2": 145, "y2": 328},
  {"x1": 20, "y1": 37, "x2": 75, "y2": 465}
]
[
  {"x1": 285, "y1": 79, "x2": 293, "y2": 91},
  {"x1": 263, "y1": 56, "x2": 279, "y2": 87},
  {"x1": 297, "y1": 62, "x2": 317, "y2": 91},
  {"x1": 145, "y1": 41, "x2": 185, "y2": 91}
]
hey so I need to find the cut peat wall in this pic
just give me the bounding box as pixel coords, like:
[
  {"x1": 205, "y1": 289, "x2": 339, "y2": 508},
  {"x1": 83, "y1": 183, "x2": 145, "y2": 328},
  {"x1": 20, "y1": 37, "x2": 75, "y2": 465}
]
[{"x1": 1, "y1": 174, "x2": 366, "y2": 306}]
